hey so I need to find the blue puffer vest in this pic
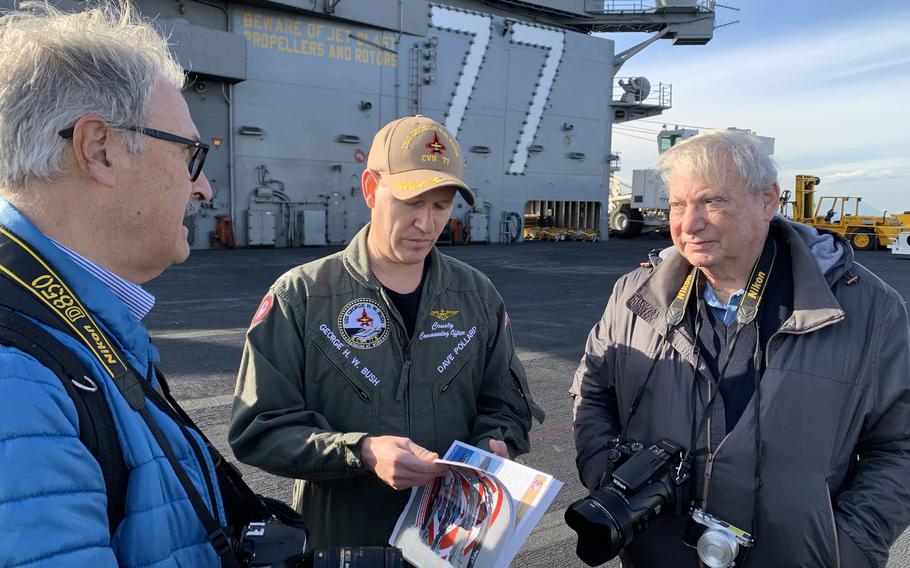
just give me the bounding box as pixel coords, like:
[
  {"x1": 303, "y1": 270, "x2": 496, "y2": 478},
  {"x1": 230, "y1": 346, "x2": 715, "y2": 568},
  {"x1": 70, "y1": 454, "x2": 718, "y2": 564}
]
[{"x1": 0, "y1": 199, "x2": 225, "y2": 567}]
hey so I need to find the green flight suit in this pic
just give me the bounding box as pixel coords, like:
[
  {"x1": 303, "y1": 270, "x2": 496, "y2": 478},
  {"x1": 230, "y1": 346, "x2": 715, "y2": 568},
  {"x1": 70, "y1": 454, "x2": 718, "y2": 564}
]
[{"x1": 229, "y1": 224, "x2": 544, "y2": 548}]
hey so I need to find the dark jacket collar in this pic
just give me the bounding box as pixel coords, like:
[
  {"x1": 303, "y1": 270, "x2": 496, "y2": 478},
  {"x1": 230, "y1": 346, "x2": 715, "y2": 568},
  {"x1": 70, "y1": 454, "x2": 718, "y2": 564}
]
[{"x1": 628, "y1": 218, "x2": 848, "y2": 343}]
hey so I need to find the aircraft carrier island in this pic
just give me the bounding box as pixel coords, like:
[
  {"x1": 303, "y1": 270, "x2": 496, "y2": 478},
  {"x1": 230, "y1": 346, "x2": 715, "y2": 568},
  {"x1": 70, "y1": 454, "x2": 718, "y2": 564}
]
[{"x1": 0, "y1": 0, "x2": 718, "y2": 249}]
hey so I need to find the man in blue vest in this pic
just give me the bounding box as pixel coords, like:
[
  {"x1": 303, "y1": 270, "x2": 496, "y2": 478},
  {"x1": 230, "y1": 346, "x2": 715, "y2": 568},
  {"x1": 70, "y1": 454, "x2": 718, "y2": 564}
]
[{"x1": 0, "y1": 2, "x2": 231, "y2": 566}]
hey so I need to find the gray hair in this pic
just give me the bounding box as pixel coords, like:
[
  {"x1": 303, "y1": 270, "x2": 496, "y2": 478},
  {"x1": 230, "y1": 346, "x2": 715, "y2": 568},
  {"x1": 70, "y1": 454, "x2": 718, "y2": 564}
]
[
  {"x1": 655, "y1": 129, "x2": 778, "y2": 195},
  {"x1": 0, "y1": 0, "x2": 184, "y2": 192}
]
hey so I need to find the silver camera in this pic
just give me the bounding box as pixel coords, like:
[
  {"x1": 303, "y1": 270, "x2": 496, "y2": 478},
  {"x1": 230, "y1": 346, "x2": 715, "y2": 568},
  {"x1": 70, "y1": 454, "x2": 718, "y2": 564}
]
[{"x1": 686, "y1": 508, "x2": 753, "y2": 568}]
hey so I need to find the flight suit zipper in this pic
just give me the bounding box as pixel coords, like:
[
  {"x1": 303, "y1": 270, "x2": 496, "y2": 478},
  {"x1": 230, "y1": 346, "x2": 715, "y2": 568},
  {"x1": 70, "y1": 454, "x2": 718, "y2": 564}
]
[
  {"x1": 396, "y1": 346, "x2": 412, "y2": 438},
  {"x1": 439, "y1": 356, "x2": 474, "y2": 395},
  {"x1": 378, "y1": 286, "x2": 413, "y2": 438},
  {"x1": 318, "y1": 348, "x2": 371, "y2": 401}
]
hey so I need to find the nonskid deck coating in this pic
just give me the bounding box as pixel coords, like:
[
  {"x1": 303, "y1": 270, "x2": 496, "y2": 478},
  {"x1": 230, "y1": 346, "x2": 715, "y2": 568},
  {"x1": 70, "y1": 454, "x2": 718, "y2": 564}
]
[{"x1": 144, "y1": 238, "x2": 910, "y2": 568}]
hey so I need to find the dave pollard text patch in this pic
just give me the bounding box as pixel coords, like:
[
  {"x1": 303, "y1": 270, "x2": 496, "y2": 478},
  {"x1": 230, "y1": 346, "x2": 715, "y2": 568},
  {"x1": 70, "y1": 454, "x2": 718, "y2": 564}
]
[{"x1": 337, "y1": 298, "x2": 389, "y2": 349}]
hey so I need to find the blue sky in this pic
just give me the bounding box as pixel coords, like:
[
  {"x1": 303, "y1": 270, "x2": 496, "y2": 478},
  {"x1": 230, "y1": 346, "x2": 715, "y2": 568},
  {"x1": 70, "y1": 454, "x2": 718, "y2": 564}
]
[{"x1": 601, "y1": 0, "x2": 910, "y2": 215}]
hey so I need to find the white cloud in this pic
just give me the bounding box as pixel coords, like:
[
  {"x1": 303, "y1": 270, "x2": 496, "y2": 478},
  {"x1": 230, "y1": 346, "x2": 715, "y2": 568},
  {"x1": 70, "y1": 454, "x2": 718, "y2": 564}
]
[
  {"x1": 781, "y1": 155, "x2": 910, "y2": 181},
  {"x1": 779, "y1": 157, "x2": 910, "y2": 213},
  {"x1": 629, "y1": 13, "x2": 910, "y2": 88},
  {"x1": 823, "y1": 55, "x2": 910, "y2": 81},
  {"x1": 826, "y1": 169, "x2": 899, "y2": 182},
  {"x1": 609, "y1": 8, "x2": 910, "y2": 213}
]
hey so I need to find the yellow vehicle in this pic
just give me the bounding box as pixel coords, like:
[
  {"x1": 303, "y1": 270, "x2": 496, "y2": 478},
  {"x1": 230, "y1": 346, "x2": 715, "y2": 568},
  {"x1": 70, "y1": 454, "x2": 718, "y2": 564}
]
[{"x1": 780, "y1": 175, "x2": 910, "y2": 251}]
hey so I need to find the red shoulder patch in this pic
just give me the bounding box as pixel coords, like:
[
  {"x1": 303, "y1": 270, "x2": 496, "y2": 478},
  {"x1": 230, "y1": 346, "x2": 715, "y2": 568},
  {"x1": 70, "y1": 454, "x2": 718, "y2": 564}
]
[{"x1": 251, "y1": 294, "x2": 274, "y2": 327}]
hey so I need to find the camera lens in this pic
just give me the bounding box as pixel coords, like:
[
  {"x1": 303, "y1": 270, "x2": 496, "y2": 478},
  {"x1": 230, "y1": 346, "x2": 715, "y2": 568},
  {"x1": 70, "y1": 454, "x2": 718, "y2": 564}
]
[
  {"x1": 697, "y1": 529, "x2": 739, "y2": 568},
  {"x1": 565, "y1": 489, "x2": 634, "y2": 566},
  {"x1": 566, "y1": 439, "x2": 687, "y2": 566},
  {"x1": 310, "y1": 546, "x2": 404, "y2": 567}
]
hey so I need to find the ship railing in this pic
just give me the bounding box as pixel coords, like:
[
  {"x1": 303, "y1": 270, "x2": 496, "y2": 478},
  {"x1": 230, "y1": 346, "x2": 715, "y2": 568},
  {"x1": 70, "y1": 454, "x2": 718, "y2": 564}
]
[
  {"x1": 613, "y1": 78, "x2": 672, "y2": 109},
  {"x1": 586, "y1": 1, "x2": 715, "y2": 14}
]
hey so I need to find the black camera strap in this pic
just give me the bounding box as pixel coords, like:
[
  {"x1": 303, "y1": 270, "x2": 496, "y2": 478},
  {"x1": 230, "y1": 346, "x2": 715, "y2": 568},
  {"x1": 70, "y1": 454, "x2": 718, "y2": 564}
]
[
  {"x1": 148, "y1": 363, "x2": 291, "y2": 531},
  {"x1": 617, "y1": 261, "x2": 699, "y2": 443},
  {"x1": 618, "y1": 263, "x2": 699, "y2": 442},
  {"x1": 628, "y1": 235, "x2": 776, "y2": 458},
  {"x1": 0, "y1": 306, "x2": 128, "y2": 535},
  {"x1": 678, "y1": 235, "x2": 776, "y2": 471},
  {"x1": 672, "y1": 235, "x2": 776, "y2": 556},
  {"x1": 0, "y1": 225, "x2": 241, "y2": 568}
]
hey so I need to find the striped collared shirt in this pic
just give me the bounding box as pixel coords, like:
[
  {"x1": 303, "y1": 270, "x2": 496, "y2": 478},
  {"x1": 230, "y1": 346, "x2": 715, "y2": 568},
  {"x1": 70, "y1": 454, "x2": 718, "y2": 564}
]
[{"x1": 50, "y1": 240, "x2": 156, "y2": 321}]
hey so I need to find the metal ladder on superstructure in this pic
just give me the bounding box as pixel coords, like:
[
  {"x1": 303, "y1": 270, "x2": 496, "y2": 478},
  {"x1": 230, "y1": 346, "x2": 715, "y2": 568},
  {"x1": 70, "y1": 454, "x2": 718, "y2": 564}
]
[{"x1": 499, "y1": 214, "x2": 512, "y2": 245}]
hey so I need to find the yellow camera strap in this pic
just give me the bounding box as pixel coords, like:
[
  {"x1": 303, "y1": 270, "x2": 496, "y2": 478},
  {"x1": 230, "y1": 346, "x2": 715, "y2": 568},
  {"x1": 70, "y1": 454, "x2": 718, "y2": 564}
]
[
  {"x1": 0, "y1": 226, "x2": 129, "y2": 379},
  {"x1": 0, "y1": 224, "x2": 240, "y2": 567},
  {"x1": 666, "y1": 236, "x2": 777, "y2": 329},
  {"x1": 666, "y1": 266, "x2": 698, "y2": 328}
]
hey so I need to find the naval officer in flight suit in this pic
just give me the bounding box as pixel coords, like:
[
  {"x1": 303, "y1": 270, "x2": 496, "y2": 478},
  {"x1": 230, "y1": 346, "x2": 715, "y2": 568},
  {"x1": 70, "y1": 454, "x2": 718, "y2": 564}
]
[{"x1": 230, "y1": 115, "x2": 544, "y2": 548}]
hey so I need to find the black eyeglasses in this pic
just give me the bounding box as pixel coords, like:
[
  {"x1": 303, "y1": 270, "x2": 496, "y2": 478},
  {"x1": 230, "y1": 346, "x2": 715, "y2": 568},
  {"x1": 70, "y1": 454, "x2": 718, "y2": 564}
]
[{"x1": 58, "y1": 125, "x2": 209, "y2": 182}]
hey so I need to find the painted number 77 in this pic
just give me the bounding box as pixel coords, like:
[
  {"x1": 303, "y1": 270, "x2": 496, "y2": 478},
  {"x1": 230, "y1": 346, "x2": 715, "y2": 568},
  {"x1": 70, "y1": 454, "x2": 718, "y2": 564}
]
[{"x1": 430, "y1": 6, "x2": 565, "y2": 175}]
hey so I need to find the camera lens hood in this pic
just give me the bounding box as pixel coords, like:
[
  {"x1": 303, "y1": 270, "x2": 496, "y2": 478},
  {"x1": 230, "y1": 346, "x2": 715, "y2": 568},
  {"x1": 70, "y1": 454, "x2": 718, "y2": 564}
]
[{"x1": 565, "y1": 488, "x2": 634, "y2": 566}]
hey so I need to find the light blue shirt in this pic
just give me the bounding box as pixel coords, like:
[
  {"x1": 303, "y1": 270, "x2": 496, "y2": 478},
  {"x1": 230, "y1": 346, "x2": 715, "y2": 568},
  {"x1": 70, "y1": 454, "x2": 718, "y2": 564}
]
[
  {"x1": 50, "y1": 240, "x2": 155, "y2": 321},
  {"x1": 703, "y1": 282, "x2": 744, "y2": 327}
]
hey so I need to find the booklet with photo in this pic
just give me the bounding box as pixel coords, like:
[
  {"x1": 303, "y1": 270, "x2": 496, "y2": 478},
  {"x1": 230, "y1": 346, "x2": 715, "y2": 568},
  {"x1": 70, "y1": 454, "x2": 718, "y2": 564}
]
[{"x1": 389, "y1": 440, "x2": 563, "y2": 568}]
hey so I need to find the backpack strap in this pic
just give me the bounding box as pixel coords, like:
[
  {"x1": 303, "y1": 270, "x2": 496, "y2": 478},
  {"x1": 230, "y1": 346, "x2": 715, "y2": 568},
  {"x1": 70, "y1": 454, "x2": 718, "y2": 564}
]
[
  {"x1": 0, "y1": 225, "x2": 301, "y2": 564},
  {"x1": 0, "y1": 307, "x2": 128, "y2": 537},
  {"x1": 0, "y1": 225, "x2": 241, "y2": 567}
]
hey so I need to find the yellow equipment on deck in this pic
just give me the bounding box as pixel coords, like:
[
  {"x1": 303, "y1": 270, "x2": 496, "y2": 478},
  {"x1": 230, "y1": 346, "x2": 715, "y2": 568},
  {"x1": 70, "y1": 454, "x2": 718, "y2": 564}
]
[
  {"x1": 780, "y1": 175, "x2": 910, "y2": 251},
  {"x1": 523, "y1": 226, "x2": 600, "y2": 242}
]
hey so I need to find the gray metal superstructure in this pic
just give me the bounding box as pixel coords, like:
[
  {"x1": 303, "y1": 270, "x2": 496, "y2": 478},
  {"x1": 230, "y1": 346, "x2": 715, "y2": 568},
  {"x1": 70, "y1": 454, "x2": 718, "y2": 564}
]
[{"x1": 1, "y1": 0, "x2": 717, "y2": 248}]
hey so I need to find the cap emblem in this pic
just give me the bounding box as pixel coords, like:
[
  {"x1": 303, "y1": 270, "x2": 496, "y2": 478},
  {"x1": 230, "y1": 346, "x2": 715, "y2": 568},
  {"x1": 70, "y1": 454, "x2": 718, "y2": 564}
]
[{"x1": 425, "y1": 131, "x2": 447, "y2": 155}]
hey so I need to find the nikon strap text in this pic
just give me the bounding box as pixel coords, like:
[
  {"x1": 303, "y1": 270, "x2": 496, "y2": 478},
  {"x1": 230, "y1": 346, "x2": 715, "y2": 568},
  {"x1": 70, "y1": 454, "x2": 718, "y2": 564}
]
[{"x1": 0, "y1": 224, "x2": 241, "y2": 568}]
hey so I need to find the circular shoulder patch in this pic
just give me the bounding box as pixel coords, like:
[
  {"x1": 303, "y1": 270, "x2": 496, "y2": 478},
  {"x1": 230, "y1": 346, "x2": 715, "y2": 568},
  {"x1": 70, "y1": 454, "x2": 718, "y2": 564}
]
[
  {"x1": 251, "y1": 294, "x2": 274, "y2": 326},
  {"x1": 338, "y1": 298, "x2": 389, "y2": 349}
]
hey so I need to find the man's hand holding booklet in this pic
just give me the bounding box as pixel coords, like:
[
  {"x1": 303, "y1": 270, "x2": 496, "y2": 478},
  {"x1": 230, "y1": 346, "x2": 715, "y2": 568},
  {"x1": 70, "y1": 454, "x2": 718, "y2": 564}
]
[{"x1": 390, "y1": 441, "x2": 562, "y2": 568}]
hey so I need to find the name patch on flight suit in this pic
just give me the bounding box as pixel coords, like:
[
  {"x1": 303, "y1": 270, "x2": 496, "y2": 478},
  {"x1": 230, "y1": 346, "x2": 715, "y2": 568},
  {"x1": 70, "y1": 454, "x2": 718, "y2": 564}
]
[
  {"x1": 317, "y1": 323, "x2": 382, "y2": 386},
  {"x1": 337, "y1": 298, "x2": 389, "y2": 349},
  {"x1": 436, "y1": 326, "x2": 478, "y2": 373}
]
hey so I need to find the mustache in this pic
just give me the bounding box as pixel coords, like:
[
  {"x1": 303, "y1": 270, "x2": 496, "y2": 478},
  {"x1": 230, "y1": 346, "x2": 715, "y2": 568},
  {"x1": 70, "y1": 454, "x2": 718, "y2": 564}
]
[{"x1": 185, "y1": 199, "x2": 200, "y2": 218}]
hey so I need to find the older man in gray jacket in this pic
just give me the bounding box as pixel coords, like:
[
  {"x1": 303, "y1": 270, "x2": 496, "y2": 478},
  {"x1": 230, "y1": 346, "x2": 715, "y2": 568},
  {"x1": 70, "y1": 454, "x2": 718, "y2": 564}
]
[{"x1": 571, "y1": 129, "x2": 910, "y2": 567}]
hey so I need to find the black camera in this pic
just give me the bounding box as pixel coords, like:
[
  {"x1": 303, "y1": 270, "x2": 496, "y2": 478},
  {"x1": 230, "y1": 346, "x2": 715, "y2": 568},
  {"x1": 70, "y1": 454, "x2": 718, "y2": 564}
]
[
  {"x1": 565, "y1": 438, "x2": 691, "y2": 566},
  {"x1": 236, "y1": 518, "x2": 308, "y2": 567},
  {"x1": 235, "y1": 519, "x2": 404, "y2": 568}
]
